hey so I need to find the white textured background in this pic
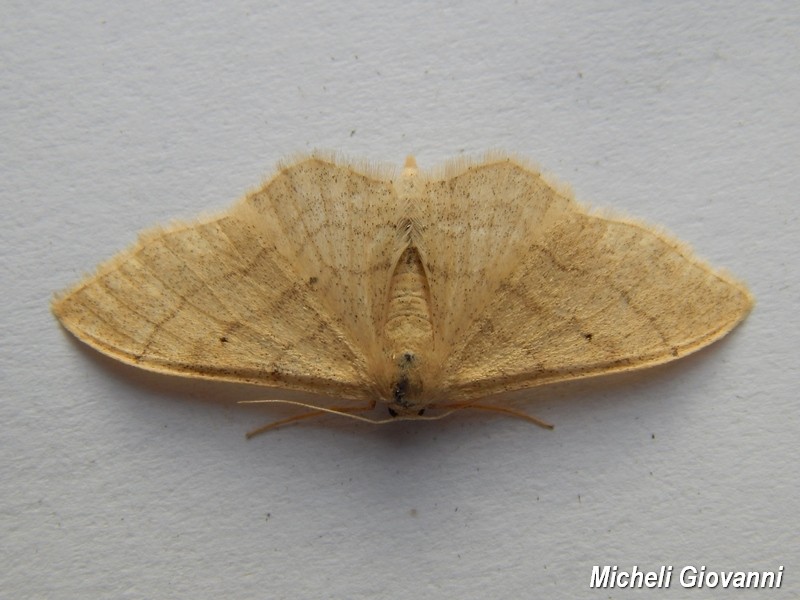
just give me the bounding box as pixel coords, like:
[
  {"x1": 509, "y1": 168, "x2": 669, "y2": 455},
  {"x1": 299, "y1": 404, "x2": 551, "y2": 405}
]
[{"x1": 2, "y1": 2, "x2": 798, "y2": 598}]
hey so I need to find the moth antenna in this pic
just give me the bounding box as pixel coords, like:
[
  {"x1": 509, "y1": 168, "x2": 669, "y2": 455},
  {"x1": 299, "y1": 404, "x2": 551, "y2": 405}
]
[
  {"x1": 240, "y1": 399, "x2": 459, "y2": 436},
  {"x1": 438, "y1": 402, "x2": 554, "y2": 429},
  {"x1": 245, "y1": 411, "x2": 335, "y2": 438},
  {"x1": 240, "y1": 399, "x2": 379, "y2": 437}
]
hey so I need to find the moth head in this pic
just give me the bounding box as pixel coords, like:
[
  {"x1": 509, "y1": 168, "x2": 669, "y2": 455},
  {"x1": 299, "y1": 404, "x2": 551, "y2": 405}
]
[{"x1": 386, "y1": 351, "x2": 427, "y2": 418}]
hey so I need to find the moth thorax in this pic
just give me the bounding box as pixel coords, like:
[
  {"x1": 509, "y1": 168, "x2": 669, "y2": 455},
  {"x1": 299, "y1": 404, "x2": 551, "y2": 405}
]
[{"x1": 385, "y1": 246, "x2": 434, "y2": 356}]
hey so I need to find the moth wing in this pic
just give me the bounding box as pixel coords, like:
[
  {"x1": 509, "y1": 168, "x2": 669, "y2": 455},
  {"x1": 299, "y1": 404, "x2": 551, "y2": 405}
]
[
  {"x1": 414, "y1": 159, "x2": 568, "y2": 390},
  {"x1": 53, "y1": 157, "x2": 402, "y2": 400},
  {"x1": 418, "y1": 159, "x2": 753, "y2": 399},
  {"x1": 247, "y1": 156, "x2": 403, "y2": 368}
]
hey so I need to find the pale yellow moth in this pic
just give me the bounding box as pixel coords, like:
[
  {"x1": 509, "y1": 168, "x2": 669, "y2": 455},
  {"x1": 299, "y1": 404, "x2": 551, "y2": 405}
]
[{"x1": 53, "y1": 154, "x2": 753, "y2": 435}]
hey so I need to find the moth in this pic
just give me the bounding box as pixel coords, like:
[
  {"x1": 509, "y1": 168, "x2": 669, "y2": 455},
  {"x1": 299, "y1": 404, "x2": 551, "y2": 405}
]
[{"x1": 53, "y1": 154, "x2": 753, "y2": 435}]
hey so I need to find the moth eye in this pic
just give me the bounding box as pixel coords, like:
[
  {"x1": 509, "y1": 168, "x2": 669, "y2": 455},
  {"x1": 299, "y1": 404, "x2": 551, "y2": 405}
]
[{"x1": 388, "y1": 407, "x2": 398, "y2": 417}]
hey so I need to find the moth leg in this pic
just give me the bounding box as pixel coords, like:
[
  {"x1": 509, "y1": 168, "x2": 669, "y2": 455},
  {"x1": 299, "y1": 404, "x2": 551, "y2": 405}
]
[
  {"x1": 440, "y1": 402, "x2": 554, "y2": 430},
  {"x1": 245, "y1": 399, "x2": 377, "y2": 438}
]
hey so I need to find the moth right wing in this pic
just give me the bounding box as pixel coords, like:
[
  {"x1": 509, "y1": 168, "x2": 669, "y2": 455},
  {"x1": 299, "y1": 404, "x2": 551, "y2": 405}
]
[{"x1": 417, "y1": 158, "x2": 752, "y2": 401}]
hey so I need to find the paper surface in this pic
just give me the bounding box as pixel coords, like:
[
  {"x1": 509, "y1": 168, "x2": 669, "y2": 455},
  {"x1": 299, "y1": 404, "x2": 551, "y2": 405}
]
[{"x1": 2, "y1": 1, "x2": 797, "y2": 598}]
